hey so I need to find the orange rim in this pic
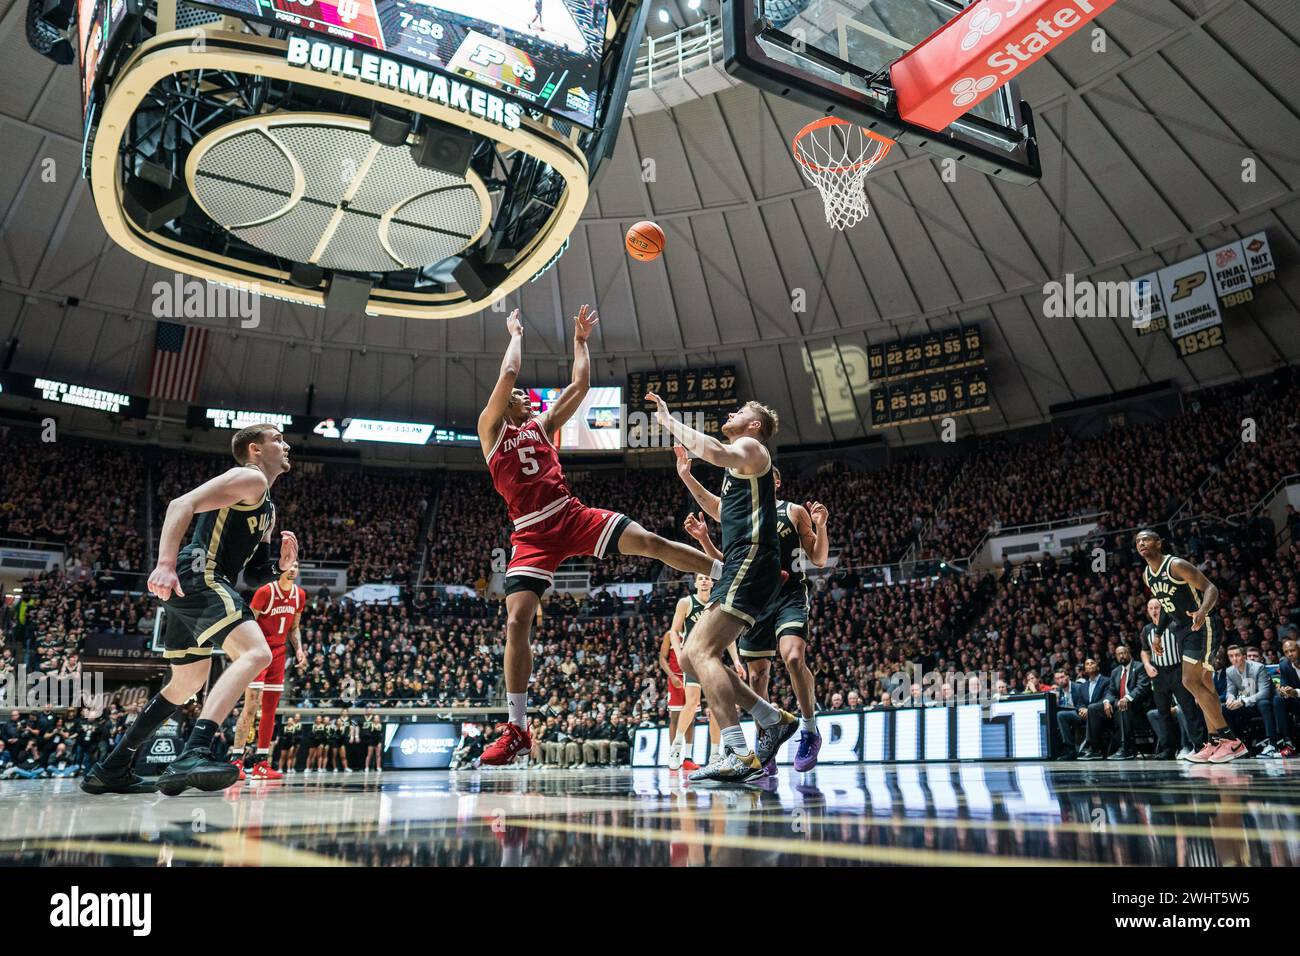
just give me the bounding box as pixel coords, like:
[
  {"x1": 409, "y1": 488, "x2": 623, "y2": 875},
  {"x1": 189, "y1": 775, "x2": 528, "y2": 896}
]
[{"x1": 791, "y1": 117, "x2": 894, "y2": 174}]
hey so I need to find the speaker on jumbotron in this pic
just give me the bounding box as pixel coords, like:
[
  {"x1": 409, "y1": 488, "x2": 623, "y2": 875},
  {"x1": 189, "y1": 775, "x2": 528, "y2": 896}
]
[
  {"x1": 39, "y1": 0, "x2": 75, "y2": 30},
  {"x1": 370, "y1": 103, "x2": 413, "y2": 147},
  {"x1": 327, "y1": 275, "x2": 374, "y2": 313},
  {"x1": 411, "y1": 118, "x2": 477, "y2": 179},
  {"x1": 453, "y1": 253, "x2": 507, "y2": 302},
  {"x1": 289, "y1": 262, "x2": 324, "y2": 290},
  {"x1": 123, "y1": 169, "x2": 190, "y2": 233}
]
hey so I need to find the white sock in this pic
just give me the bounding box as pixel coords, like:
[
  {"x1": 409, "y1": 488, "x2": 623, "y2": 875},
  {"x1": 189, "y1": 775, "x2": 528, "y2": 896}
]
[
  {"x1": 800, "y1": 715, "x2": 817, "y2": 733},
  {"x1": 721, "y1": 725, "x2": 749, "y2": 756},
  {"x1": 507, "y1": 693, "x2": 528, "y2": 731},
  {"x1": 672, "y1": 732, "x2": 684, "y2": 746},
  {"x1": 749, "y1": 697, "x2": 780, "y2": 728},
  {"x1": 709, "y1": 559, "x2": 724, "y2": 580}
]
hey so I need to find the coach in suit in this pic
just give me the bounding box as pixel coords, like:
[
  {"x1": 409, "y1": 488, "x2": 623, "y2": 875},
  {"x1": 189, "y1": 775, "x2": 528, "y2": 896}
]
[
  {"x1": 1102, "y1": 644, "x2": 1151, "y2": 759},
  {"x1": 1055, "y1": 659, "x2": 1110, "y2": 760},
  {"x1": 1223, "y1": 645, "x2": 1288, "y2": 755},
  {"x1": 1277, "y1": 639, "x2": 1300, "y2": 754}
]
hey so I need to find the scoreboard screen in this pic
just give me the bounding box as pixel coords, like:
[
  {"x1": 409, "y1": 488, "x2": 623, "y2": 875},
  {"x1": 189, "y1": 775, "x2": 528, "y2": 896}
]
[
  {"x1": 77, "y1": 0, "x2": 138, "y2": 117},
  {"x1": 196, "y1": 0, "x2": 609, "y2": 127},
  {"x1": 0, "y1": 370, "x2": 147, "y2": 418},
  {"x1": 870, "y1": 324, "x2": 983, "y2": 385},
  {"x1": 870, "y1": 367, "x2": 990, "y2": 429}
]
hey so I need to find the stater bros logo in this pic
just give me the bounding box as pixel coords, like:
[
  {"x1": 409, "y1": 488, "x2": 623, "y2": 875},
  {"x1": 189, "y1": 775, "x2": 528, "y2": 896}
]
[{"x1": 285, "y1": 37, "x2": 523, "y2": 131}]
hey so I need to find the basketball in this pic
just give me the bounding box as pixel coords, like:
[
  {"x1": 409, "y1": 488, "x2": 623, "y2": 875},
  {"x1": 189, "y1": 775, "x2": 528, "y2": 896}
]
[{"x1": 625, "y1": 220, "x2": 665, "y2": 261}]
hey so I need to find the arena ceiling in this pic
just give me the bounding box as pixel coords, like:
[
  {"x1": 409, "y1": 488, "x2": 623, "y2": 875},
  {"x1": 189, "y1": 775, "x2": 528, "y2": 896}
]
[{"x1": 0, "y1": 0, "x2": 1298, "y2": 452}]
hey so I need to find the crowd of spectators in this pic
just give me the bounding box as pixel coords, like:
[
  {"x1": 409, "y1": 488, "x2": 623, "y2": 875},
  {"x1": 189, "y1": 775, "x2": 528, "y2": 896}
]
[
  {"x1": 1190, "y1": 374, "x2": 1300, "y2": 519},
  {"x1": 4, "y1": 372, "x2": 1300, "y2": 764},
  {"x1": 780, "y1": 458, "x2": 959, "y2": 569},
  {"x1": 917, "y1": 390, "x2": 1255, "y2": 561},
  {"x1": 1, "y1": 570, "x2": 153, "y2": 687},
  {"x1": 157, "y1": 451, "x2": 431, "y2": 584},
  {"x1": 0, "y1": 427, "x2": 146, "y2": 573}
]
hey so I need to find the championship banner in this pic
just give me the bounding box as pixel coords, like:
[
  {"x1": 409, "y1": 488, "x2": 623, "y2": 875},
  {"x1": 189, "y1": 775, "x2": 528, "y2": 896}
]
[
  {"x1": 1158, "y1": 254, "x2": 1221, "y2": 339},
  {"x1": 1243, "y1": 231, "x2": 1276, "y2": 280},
  {"x1": 890, "y1": 0, "x2": 1120, "y2": 133},
  {"x1": 1131, "y1": 271, "x2": 1167, "y2": 336}
]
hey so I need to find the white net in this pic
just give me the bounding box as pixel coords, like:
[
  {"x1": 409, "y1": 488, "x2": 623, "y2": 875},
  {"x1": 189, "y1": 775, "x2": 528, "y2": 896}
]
[{"x1": 792, "y1": 119, "x2": 893, "y2": 230}]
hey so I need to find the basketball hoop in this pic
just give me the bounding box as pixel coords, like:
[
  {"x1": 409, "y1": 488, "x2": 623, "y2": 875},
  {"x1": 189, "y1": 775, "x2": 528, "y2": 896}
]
[{"x1": 791, "y1": 117, "x2": 894, "y2": 230}]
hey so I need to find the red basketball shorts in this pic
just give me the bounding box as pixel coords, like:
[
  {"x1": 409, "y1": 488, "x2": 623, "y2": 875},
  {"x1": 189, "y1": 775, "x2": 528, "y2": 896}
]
[{"x1": 505, "y1": 498, "x2": 630, "y2": 595}]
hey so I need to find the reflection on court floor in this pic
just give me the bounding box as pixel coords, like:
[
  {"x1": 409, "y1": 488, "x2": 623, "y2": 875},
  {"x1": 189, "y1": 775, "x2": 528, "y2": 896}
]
[{"x1": 1, "y1": 762, "x2": 1297, "y2": 867}]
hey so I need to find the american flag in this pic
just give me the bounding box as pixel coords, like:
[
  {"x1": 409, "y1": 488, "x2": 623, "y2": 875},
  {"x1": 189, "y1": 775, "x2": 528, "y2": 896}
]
[{"x1": 149, "y1": 321, "x2": 209, "y2": 402}]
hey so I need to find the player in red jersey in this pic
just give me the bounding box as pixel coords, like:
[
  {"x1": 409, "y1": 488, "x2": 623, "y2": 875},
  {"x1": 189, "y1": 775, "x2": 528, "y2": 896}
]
[
  {"x1": 478, "y1": 306, "x2": 723, "y2": 766},
  {"x1": 230, "y1": 566, "x2": 306, "y2": 780}
]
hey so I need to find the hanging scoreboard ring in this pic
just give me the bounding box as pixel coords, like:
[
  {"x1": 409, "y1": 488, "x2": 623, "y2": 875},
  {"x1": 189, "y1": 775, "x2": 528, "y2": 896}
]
[{"x1": 68, "y1": 0, "x2": 648, "y2": 319}]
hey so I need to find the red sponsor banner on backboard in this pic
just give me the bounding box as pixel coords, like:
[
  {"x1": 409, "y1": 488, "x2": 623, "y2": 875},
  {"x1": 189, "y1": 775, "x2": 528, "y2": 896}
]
[{"x1": 890, "y1": 0, "x2": 1118, "y2": 133}]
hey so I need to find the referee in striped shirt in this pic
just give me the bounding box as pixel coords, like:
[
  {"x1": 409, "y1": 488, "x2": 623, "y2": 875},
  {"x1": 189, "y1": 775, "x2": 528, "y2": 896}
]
[{"x1": 1141, "y1": 597, "x2": 1207, "y2": 759}]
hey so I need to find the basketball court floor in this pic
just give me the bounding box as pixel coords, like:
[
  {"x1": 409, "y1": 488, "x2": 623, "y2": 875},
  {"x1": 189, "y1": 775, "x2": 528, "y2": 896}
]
[{"x1": 4, "y1": 762, "x2": 1297, "y2": 867}]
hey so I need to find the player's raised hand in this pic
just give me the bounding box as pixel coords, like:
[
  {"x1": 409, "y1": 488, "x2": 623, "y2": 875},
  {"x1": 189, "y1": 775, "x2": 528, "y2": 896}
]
[
  {"x1": 806, "y1": 500, "x2": 829, "y2": 528},
  {"x1": 147, "y1": 563, "x2": 184, "y2": 601},
  {"x1": 506, "y1": 308, "x2": 523, "y2": 337},
  {"x1": 673, "y1": 443, "x2": 692, "y2": 478},
  {"x1": 683, "y1": 511, "x2": 710, "y2": 544},
  {"x1": 645, "y1": 391, "x2": 670, "y2": 426},
  {"x1": 573, "y1": 304, "x2": 598, "y2": 343},
  {"x1": 279, "y1": 530, "x2": 298, "y2": 571}
]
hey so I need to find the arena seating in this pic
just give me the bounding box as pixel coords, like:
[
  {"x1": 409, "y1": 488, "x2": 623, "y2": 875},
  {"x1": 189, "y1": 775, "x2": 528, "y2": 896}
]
[{"x1": 3, "y1": 372, "x2": 1300, "y2": 752}]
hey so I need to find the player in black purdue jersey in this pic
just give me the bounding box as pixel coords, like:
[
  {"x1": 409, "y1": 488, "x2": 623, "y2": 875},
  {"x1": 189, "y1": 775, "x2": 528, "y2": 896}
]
[
  {"x1": 678, "y1": 456, "x2": 830, "y2": 774},
  {"x1": 1135, "y1": 530, "x2": 1244, "y2": 763},
  {"x1": 663, "y1": 573, "x2": 743, "y2": 771},
  {"x1": 647, "y1": 394, "x2": 798, "y2": 784},
  {"x1": 83, "y1": 424, "x2": 297, "y2": 796}
]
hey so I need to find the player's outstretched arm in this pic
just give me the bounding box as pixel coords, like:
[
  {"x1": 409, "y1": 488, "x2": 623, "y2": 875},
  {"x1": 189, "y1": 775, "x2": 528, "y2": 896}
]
[
  {"x1": 149, "y1": 467, "x2": 269, "y2": 599},
  {"x1": 667, "y1": 596, "x2": 689, "y2": 659},
  {"x1": 673, "y1": 445, "x2": 721, "y2": 521},
  {"x1": 794, "y1": 500, "x2": 830, "y2": 567},
  {"x1": 683, "y1": 511, "x2": 723, "y2": 562},
  {"x1": 647, "y1": 391, "x2": 768, "y2": 475},
  {"x1": 538, "y1": 305, "x2": 598, "y2": 435},
  {"x1": 478, "y1": 309, "x2": 524, "y2": 458},
  {"x1": 659, "y1": 628, "x2": 682, "y2": 688}
]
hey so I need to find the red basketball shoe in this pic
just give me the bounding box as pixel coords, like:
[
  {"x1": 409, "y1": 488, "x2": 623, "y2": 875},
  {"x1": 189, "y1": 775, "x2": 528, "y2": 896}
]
[
  {"x1": 481, "y1": 723, "x2": 532, "y2": 766},
  {"x1": 250, "y1": 761, "x2": 283, "y2": 780},
  {"x1": 230, "y1": 758, "x2": 246, "y2": 781},
  {"x1": 681, "y1": 758, "x2": 700, "y2": 772}
]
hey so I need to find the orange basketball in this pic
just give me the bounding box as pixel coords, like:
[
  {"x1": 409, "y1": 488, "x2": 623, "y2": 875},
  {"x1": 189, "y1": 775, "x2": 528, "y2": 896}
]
[{"x1": 625, "y1": 220, "x2": 665, "y2": 261}]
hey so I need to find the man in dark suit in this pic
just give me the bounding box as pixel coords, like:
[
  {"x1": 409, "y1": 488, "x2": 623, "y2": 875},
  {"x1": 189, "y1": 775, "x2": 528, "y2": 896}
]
[
  {"x1": 1055, "y1": 659, "x2": 1110, "y2": 760},
  {"x1": 1278, "y1": 638, "x2": 1300, "y2": 757},
  {"x1": 1102, "y1": 644, "x2": 1150, "y2": 759}
]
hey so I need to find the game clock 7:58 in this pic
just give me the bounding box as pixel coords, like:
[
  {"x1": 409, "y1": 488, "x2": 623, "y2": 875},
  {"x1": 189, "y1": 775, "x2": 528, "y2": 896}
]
[{"x1": 397, "y1": 13, "x2": 444, "y2": 39}]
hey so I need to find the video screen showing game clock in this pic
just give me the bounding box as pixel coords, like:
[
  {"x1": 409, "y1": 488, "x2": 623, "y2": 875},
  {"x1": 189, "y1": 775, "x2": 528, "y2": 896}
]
[{"x1": 200, "y1": 0, "x2": 608, "y2": 127}]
